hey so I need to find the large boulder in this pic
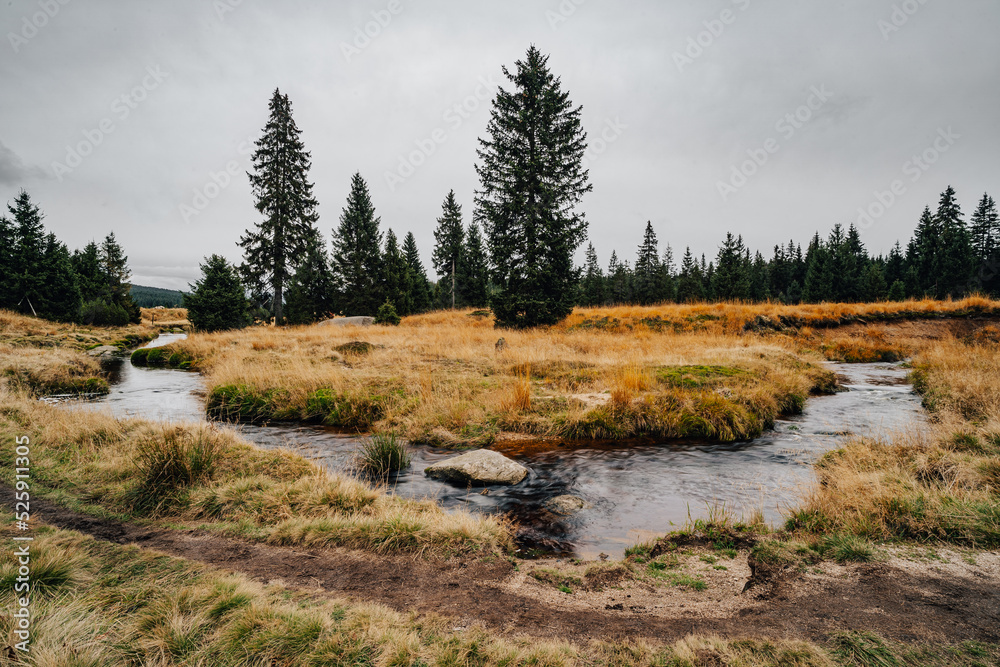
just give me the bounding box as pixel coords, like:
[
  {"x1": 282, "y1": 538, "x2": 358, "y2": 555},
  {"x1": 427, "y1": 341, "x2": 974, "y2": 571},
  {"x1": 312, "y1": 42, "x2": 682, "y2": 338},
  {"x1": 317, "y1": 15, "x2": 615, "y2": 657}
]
[
  {"x1": 318, "y1": 316, "x2": 374, "y2": 328},
  {"x1": 425, "y1": 450, "x2": 528, "y2": 485}
]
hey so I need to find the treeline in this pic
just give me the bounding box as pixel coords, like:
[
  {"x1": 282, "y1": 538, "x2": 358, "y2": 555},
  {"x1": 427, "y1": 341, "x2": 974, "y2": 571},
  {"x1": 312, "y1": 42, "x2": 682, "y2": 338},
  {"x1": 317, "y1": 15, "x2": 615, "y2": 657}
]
[
  {"x1": 577, "y1": 186, "x2": 998, "y2": 306},
  {"x1": 0, "y1": 190, "x2": 141, "y2": 325},
  {"x1": 130, "y1": 285, "x2": 186, "y2": 308}
]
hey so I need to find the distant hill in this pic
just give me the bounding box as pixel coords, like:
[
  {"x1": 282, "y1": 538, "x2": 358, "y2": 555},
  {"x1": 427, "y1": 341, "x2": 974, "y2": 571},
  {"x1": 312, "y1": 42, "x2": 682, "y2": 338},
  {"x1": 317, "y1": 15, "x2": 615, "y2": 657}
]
[{"x1": 130, "y1": 285, "x2": 187, "y2": 308}]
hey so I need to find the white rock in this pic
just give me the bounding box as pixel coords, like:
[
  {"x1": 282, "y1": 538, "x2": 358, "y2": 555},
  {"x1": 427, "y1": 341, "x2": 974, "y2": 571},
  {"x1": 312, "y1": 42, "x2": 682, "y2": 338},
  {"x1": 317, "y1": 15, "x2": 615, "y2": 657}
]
[
  {"x1": 318, "y1": 316, "x2": 374, "y2": 327},
  {"x1": 424, "y1": 449, "x2": 528, "y2": 485}
]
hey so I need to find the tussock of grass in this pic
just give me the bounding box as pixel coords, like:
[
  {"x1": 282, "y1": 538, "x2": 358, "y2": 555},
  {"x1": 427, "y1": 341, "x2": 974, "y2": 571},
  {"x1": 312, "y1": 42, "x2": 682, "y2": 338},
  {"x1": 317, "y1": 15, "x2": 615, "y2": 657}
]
[
  {"x1": 0, "y1": 388, "x2": 510, "y2": 556},
  {"x1": 355, "y1": 432, "x2": 411, "y2": 476}
]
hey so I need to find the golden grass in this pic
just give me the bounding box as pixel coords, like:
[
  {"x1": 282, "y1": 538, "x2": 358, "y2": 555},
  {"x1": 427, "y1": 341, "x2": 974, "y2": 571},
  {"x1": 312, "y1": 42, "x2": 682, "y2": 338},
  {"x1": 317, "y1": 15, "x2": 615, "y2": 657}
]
[
  {"x1": 163, "y1": 308, "x2": 842, "y2": 444},
  {"x1": 141, "y1": 306, "x2": 189, "y2": 329},
  {"x1": 0, "y1": 387, "x2": 511, "y2": 556}
]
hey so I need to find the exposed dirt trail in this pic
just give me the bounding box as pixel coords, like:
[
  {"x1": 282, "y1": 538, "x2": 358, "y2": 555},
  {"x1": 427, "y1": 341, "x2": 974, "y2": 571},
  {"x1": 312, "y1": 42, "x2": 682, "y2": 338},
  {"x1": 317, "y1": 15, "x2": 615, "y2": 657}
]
[{"x1": 6, "y1": 488, "x2": 999, "y2": 645}]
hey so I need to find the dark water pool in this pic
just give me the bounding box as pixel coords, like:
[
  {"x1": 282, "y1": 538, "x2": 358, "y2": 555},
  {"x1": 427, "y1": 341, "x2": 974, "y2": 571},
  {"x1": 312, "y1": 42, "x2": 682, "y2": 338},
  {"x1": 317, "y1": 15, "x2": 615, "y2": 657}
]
[{"x1": 62, "y1": 334, "x2": 925, "y2": 558}]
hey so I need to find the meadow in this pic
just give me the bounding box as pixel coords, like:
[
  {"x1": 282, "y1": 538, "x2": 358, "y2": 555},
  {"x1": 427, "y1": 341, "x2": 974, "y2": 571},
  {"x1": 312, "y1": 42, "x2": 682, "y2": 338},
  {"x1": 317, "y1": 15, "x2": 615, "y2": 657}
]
[{"x1": 1, "y1": 299, "x2": 1000, "y2": 665}]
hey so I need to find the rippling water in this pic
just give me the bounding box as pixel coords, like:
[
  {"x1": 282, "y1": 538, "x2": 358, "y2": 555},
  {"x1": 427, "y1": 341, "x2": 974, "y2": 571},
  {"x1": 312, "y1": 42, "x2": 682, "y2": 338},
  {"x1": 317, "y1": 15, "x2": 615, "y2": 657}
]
[{"x1": 65, "y1": 334, "x2": 925, "y2": 558}]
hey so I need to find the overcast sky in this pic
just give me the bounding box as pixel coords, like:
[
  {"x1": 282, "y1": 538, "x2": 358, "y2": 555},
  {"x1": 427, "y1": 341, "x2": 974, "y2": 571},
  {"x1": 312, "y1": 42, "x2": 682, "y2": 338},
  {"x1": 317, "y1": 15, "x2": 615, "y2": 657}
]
[{"x1": 2, "y1": 0, "x2": 998, "y2": 290}]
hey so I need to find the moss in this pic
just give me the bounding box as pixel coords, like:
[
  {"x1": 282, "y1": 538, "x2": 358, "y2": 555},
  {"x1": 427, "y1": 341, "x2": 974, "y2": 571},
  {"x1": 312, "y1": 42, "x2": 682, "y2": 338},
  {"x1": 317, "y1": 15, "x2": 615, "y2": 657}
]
[
  {"x1": 131, "y1": 346, "x2": 197, "y2": 368},
  {"x1": 334, "y1": 341, "x2": 374, "y2": 356},
  {"x1": 654, "y1": 365, "x2": 747, "y2": 388}
]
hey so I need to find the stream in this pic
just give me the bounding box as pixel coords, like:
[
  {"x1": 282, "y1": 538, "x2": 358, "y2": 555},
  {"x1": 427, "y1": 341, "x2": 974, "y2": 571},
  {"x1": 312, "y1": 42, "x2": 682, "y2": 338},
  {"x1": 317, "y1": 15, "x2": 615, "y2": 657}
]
[{"x1": 63, "y1": 333, "x2": 926, "y2": 558}]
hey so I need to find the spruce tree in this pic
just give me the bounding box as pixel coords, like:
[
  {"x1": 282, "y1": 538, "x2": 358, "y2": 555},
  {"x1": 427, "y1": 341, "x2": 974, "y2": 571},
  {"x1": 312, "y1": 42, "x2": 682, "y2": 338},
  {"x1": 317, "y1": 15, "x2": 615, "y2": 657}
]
[
  {"x1": 184, "y1": 255, "x2": 250, "y2": 332},
  {"x1": 580, "y1": 243, "x2": 605, "y2": 307},
  {"x1": 402, "y1": 232, "x2": 433, "y2": 313},
  {"x1": 749, "y1": 251, "x2": 771, "y2": 302},
  {"x1": 459, "y1": 221, "x2": 490, "y2": 308},
  {"x1": 381, "y1": 229, "x2": 413, "y2": 316},
  {"x1": 238, "y1": 89, "x2": 319, "y2": 323},
  {"x1": 887, "y1": 280, "x2": 906, "y2": 302},
  {"x1": 676, "y1": 247, "x2": 704, "y2": 303},
  {"x1": 100, "y1": 232, "x2": 140, "y2": 323},
  {"x1": 802, "y1": 234, "x2": 833, "y2": 303},
  {"x1": 657, "y1": 245, "x2": 676, "y2": 303},
  {"x1": 285, "y1": 234, "x2": 336, "y2": 325},
  {"x1": 970, "y1": 193, "x2": 998, "y2": 266},
  {"x1": 9, "y1": 190, "x2": 46, "y2": 315},
  {"x1": 475, "y1": 46, "x2": 591, "y2": 328},
  {"x1": 330, "y1": 172, "x2": 383, "y2": 316},
  {"x1": 633, "y1": 221, "x2": 661, "y2": 305},
  {"x1": 431, "y1": 190, "x2": 465, "y2": 308},
  {"x1": 860, "y1": 263, "x2": 887, "y2": 302},
  {"x1": 712, "y1": 233, "x2": 750, "y2": 301},
  {"x1": 38, "y1": 234, "x2": 81, "y2": 322},
  {"x1": 607, "y1": 252, "x2": 632, "y2": 304},
  {"x1": 908, "y1": 206, "x2": 940, "y2": 296},
  {"x1": 933, "y1": 186, "x2": 973, "y2": 297},
  {"x1": 72, "y1": 241, "x2": 105, "y2": 304},
  {"x1": 0, "y1": 212, "x2": 15, "y2": 310}
]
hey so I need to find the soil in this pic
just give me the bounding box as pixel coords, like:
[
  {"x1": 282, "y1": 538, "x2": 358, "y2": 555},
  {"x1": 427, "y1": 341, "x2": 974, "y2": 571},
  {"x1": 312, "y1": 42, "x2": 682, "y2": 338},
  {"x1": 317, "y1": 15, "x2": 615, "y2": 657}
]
[{"x1": 5, "y1": 487, "x2": 999, "y2": 645}]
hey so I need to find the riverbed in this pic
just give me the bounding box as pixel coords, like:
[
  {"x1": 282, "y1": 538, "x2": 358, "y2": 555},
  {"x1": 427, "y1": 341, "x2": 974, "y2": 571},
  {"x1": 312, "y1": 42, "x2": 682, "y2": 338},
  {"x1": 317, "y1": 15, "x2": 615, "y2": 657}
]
[{"x1": 64, "y1": 333, "x2": 926, "y2": 558}]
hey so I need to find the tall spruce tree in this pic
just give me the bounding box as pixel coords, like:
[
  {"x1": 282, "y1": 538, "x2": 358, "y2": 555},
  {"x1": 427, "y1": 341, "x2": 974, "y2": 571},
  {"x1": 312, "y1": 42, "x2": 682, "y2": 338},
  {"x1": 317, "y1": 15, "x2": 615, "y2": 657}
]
[
  {"x1": 402, "y1": 232, "x2": 433, "y2": 313},
  {"x1": 459, "y1": 221, "x2": 490, "y2": 308},
  {"x1": 475, "y1": 46, "x2": 591, "y2": 328},
  {"x1": 330, "y1": 172, "x2": 383, "y2": 316},
  {"x1": 431, "y1": 190, "x2": 465, "y2": 308},
  {"x1": 657, "y1": 244, "x2": 676, "y2": 303},
  {"x1": 908, "y1": 206, "x2": 940, "y2": 296},
  {"x1": 633, "y1": 221, "x2": 661, "y2": 305},
  {"x1": 285, "y1": 234, "x2": 336, "y2": 325},
  {"x1": 185, "y1": 255, "x2": 250, "y2": 332},
  {"x1": 9, "y1": 190, "x2": 46, "y2": 315},
  {"x1": 238, "y1": 89, "x2": 319, "y2": 323}
]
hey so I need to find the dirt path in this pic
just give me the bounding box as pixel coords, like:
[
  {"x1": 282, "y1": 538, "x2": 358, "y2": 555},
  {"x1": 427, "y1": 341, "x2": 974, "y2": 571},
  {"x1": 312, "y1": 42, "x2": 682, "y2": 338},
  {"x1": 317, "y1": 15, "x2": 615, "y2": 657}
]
[{"x1": 8, "y1": 489, "x2": 999, "y2": 645}]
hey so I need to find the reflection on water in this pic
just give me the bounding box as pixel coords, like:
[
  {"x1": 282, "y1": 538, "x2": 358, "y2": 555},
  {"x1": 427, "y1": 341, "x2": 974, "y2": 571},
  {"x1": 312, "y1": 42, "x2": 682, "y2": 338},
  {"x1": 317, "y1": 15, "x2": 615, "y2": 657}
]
[
  {"x1": 60, "y1": 333, "x2": 204, "y2": 423},
  {"x1": 66, "y1": 338, "x2": 925, "y2": 558}
]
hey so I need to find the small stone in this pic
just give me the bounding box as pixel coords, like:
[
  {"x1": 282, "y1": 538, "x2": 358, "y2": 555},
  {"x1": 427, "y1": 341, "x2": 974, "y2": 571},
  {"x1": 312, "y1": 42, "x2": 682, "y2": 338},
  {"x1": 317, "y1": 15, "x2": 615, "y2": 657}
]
[
  {"x1": 86, "y1": 345, "x2": 119, "y2": 358},
  {"x1": 545, "y1": 495, "x2": 591, "y2": 515}
]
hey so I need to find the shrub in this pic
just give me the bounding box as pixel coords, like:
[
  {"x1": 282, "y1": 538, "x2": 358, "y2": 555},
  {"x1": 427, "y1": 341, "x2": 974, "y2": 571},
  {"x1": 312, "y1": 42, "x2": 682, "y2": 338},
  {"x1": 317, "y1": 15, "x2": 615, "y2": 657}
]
[
  {"x1": 374, "y1": 301, "x2": 401, "y2": 326},
  {"x1": 127, "y1": 429, "x2": 220, "y2": 514}
]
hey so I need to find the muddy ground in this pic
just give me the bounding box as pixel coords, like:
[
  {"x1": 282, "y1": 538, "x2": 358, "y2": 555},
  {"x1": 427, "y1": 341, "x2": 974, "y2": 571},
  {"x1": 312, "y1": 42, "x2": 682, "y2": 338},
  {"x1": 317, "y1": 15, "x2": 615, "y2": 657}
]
[{"x1": 5, "y1": 488, "x2": 998, "y2": 646}]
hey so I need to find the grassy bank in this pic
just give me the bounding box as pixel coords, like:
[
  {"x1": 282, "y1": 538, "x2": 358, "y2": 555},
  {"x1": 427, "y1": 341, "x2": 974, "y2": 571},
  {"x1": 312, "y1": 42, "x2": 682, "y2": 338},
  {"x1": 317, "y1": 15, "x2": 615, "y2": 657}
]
[
  {"x1": 0, "y1": 387, "x2": 510, "y2": 557},
  {"x1": 2, "y1": 525, "x2": 996, "y2": 667},
  {"x1": 787, "y1": 331, "x2": 1000, "y2": 547},
  {"x1": 0, "y1": 309, "x2": 166, "y2": 396}
]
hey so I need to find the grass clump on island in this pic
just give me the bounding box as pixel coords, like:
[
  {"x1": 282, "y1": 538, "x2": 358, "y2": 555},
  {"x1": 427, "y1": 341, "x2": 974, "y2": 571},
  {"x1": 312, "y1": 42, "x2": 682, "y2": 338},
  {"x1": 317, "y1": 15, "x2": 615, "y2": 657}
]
[
  {"x1": 0, "y1": 387, "x2": 510, "y2": 557},
  {"x1": 3, "y1": 527, "x2": 996, "y2": 667},
  {"x1": 161, "y1": 305, "x2": 853, "y2": 446}
]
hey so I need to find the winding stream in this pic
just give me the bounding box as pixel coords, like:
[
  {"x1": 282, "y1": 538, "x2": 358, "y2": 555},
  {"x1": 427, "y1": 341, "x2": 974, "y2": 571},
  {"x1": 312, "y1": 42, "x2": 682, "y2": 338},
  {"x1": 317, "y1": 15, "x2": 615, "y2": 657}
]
[{"x1": 63, "y1": 333, "x2": 926, "y2": 558}]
